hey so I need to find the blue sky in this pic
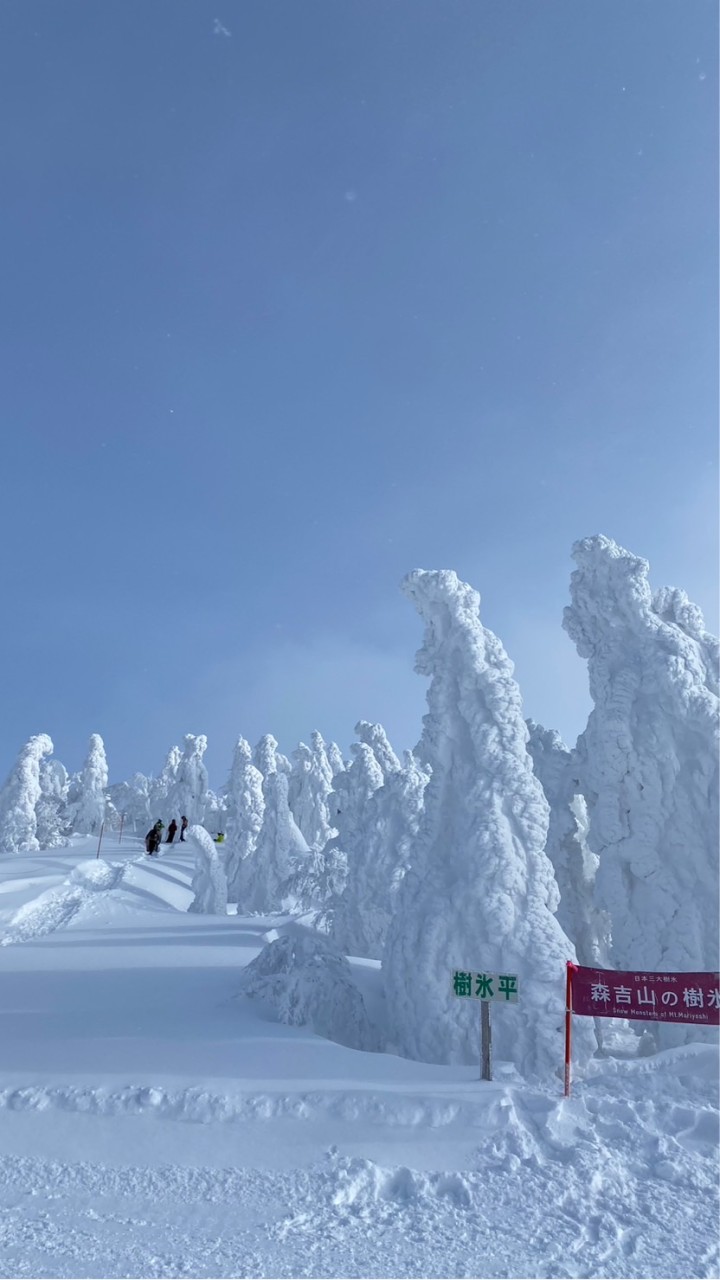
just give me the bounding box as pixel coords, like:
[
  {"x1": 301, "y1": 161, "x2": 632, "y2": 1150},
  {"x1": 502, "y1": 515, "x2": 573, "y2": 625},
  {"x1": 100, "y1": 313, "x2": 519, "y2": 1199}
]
[{"x1": 0, "y1": 0, "x2": 716, "y2": 785}]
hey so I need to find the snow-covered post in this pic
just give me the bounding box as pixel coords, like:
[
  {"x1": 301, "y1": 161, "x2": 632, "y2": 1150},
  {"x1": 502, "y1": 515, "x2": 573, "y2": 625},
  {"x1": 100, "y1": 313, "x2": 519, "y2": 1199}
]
[
  {"x1": 187, "y1": 824, "x2": 228, "y2": 914},
  {"x1": 563, "y1": 536, "x2": 719, "y2": 1048},
  {"x1": 225, "y1": 737, "x2": 265, "y2": 905},
  {"x1": 0, "y1": 733, "x2": 54, "y2": 853},
  {"x1": 383, "y1": 569, "x2": 595, "y2": 1079},
  {"x1": 70, "y1": 734, "x2": 109, "y2": 836}
]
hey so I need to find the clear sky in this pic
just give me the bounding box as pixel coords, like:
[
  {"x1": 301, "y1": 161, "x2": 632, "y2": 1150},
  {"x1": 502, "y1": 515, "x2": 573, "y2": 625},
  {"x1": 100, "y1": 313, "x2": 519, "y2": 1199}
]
[{"x1": 0, "y1": 0, "x2": 716, "y2": 786}]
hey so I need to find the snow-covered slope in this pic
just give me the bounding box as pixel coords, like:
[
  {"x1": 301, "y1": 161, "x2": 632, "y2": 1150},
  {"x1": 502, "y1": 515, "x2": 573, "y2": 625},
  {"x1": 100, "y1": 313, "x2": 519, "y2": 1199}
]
[{"x1": 0, "y1": 836, "x2": 714, "y2": 1277}]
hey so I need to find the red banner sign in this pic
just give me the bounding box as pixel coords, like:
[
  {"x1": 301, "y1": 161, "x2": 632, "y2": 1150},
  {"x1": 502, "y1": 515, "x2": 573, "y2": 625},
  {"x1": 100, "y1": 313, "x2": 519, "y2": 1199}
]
[{"x1": 570, "y1": 965, "x2": 720, "y2": 1026}]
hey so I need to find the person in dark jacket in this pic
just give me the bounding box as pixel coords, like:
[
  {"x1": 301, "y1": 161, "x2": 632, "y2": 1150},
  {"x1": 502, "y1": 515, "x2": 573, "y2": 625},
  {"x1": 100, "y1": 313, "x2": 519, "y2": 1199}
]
[
  {"x1": 180, "y1": 816, "x2": 188, "y2": 842},
  {"x1": 145, "y1": 820, "x2": 164, "y2": 855},
  {"x1": 166, "y1": 819, "x2": 178, "y2": 844}
]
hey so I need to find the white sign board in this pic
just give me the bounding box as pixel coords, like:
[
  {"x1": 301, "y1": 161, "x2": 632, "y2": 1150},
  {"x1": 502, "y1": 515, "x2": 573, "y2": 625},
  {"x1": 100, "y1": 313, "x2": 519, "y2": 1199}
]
[{"x1": 451, "y1": 970, "x2": 519, "y2": 1003}]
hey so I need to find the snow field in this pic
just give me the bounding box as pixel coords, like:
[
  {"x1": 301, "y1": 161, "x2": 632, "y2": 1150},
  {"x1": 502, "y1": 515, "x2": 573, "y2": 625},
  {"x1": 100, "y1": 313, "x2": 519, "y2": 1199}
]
[{"x1": 0, "y1": 838, "x2": 714, "y2": 1277}]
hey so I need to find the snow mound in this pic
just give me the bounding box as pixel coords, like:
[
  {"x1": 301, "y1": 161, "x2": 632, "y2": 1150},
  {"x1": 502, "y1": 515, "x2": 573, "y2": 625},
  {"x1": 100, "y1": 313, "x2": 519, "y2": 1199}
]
[
  {"x1": 238, "y1": 932, "x2": 379, "y2": 1052},
  {"x1": 1, "y1": 859, "x2": 127, "y2": 945}
]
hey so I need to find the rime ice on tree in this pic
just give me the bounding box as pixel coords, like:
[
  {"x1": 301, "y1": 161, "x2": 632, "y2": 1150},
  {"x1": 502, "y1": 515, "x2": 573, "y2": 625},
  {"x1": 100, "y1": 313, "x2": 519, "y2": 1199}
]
[
  {"x1": 224, "y1": 737, "x2": 265, "y2": 906},
  {"x1": 187, "y1": 824, "x2": 228, "y2": 915},
  {"x1": 563, "y1": 535, "x2": 719, "y2": 1048},
  {"x1": 383, "y1": 569, "x2": 595, "y2": 1077},
  {"x1": 526, "y1": 720, "x2": 608, "y2": 968},
  {"x1": 67, "y1": 734, "x2": 108, "y2": 836},
  {"x1": 166, "y1": 735, "x2": 209, "y2": 825},
  {"x1": 335, "y1": 740, "x2": 429, "y2": 961},
  {"x1": 0, "y1": 733, "x2": 54, "y2": 853}
]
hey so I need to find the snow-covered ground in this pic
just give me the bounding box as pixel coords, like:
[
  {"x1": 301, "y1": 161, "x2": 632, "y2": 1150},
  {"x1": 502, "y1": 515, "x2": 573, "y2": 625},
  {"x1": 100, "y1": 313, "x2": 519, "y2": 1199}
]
[{"x1": 0, "y1": 836, "x2": 715, "y2": 1279}]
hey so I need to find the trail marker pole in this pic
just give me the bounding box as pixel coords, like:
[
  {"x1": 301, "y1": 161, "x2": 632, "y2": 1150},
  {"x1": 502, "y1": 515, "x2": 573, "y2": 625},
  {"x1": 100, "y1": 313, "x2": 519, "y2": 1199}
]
[
  {"x1": 451, "y1": 969, "x2": 517, "y2": 1082},
  {"x1": 564, "y1": 962, "x2": 575, "y2": 1097},
  {"x1": 481, "y1": 1000, "x2": 492, "y2": 1081},
  {"x1": 96, "y1": 821, "x2": 105, "y2": 859}
]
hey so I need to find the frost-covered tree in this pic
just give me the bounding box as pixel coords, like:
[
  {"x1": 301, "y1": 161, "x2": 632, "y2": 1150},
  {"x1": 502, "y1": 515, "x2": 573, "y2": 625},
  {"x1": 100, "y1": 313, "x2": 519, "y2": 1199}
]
[
  {"x1": 335, "y1": 748, "x2": 429, "y2": 960},
  {"x1": 35, "y1": 757, "x2": 70, "y2": 848},
  {"x1": 288, "y1": 735, "x2": 334, "y2": 851},
  {"x1": 0, "y1": 733, "x2": 54, "y2": 853},
  {"x1": 248, "y1": 770, "x2": 309, "y2": 913},
  {"x1": 166, "y1": 735, "x2": 209, "y2": 824},
  {"x1": 68, "y1": 734, "x2": 109, "y2": 835},
  {"x1": 187, "y1": 824, "x2": 228, "y2": 914},
  {"x1": 383, "y1": 570, "x2": 595, "y2": 1077},
  {"x1": 526, "y1": 721, "x2": 608, "y2": 968},
  {"x1": 290, "y1": 742, "x2": 382, "y2": 932},
  {"x1": 254, "y1": 733, "x2": 291, "y2": 780},
  {"x1": 151, "y1": 746, "x2": 182, "y2": 817},
  {"x1": 354, "y1": 721, "x2": 401, "y2": 780},
  {"x1": 563, "y1": 536, "x2": 719, "y2": 1046},
  {"x1": 108, "y1": 772, "x2": 153, "y2": 834},
  {"x1": 225, "y1": 737, "x2": 265, "y2": 905},
  {"x1": 326, "y1": 741, "x2": 347, "y2": 777}
]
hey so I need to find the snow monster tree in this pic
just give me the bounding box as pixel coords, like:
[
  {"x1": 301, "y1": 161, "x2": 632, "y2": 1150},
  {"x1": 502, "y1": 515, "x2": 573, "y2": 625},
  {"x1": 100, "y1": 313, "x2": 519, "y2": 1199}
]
[
  {"x1": 563, "y1": 535, "x2": 719, "y2": 1047},
  {"x1": 383, "y1": 570, "x2": 595, "y2": 1078}
]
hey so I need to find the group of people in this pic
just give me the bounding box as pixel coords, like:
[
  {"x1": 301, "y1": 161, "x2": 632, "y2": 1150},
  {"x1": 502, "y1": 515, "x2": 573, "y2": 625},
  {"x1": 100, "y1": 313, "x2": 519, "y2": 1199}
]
[{"x1": 145, "y1": 815, "x2": 188, "y2": 856}]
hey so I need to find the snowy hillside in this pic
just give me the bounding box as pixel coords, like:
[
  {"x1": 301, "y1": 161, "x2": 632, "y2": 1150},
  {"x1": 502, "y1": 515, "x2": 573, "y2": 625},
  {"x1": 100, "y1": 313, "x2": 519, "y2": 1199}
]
[
  {"x1": 0, "y1": 836, "x2": 714, "y2": 1279},
  {"x1": 0, "y1": 537, "x2": 716, "y2": 1277}
]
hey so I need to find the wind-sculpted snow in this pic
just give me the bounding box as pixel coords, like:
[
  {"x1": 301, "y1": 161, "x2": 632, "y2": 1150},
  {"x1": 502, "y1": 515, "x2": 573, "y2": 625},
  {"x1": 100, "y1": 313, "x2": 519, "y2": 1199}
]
[
  {"x1": 563, "y1": 536, "x2": 720, "y2": 1047},
  {"x1": 187, "y1": 824, "x2": 228, "y2": 915},
  {"x1": 0, "y1": 733, "x2": 54, "y2": 853},
  {"x1": 238, "y1": 932, "x2": 379, "y2": 1052},
  {"x1": 1, "y1": 858, "x2": 128, "y2": 944},
  {"x1": 526, "y1": 720, "x2": 609, "y2": 968},
  {"x1": 384, "y1": 570, "x2": 595, "y2": 1077}
]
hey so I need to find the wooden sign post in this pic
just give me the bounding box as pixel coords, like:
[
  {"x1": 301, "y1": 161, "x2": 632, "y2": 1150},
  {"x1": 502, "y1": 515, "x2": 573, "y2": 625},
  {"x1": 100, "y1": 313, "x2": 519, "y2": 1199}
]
[{"x1": 452, "y1": 969, "x2": 519, "y2": 1083}]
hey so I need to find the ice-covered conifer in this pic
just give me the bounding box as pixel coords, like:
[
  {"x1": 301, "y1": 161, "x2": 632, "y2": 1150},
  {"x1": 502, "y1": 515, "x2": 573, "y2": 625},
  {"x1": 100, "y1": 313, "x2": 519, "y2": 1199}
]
[
  {"x1": 0, "y1": 734, "x2": 54, "y2": 853},
  {"x1": 354, "y1": 721, "x2": 401, "y2": 780},
  {"x1": 254, "y1": 734, "x2": 291, "y2": 781},
  {"x1": 225, "y1": 737, "x2": 265, "y2": 905},
  {"x1": 187, "y1": 824, "x2": 228, "y2": 914},
  {"x1": 526, "y1": 721, "x2": 608, "y2": 967},
  {"x1": 326, "y1": 742, "x2": 347, "y2": 777},
  {"x1": 35, "y1": 758, "x2": 70, "y2": 848},
  {"x1": 151, "y1": 746, "x2": 181, "y2": 814},
  {"x1": 288, "y1": 735, "x2": 334, "y2": 851},
  {"x1": 69, "y1": 734, "x2": 109, "y2": 835},
  {"x1": 335, "y1": 749, "x2": 429, "y2": 960},
  {"x1": 166, "y1": 735, "x2": 209, "y2": 825},
  {"x1": 383, "y1": 570, "x2": 595, "y2": 1077},
  {"x1": 109, "y1": 773, "x2": 153, "y2": 834},
  {"x1": 563, "y1": 536, "x2": 719, "y2": 1046},
  {"x1": 248, "y1": 770, "x2": 309, "y2": 913}
]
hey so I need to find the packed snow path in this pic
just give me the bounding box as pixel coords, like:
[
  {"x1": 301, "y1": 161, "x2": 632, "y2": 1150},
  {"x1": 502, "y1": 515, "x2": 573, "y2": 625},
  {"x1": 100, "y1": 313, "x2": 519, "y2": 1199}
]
[{"x1": 0, "y1": 837, "x2": 715, "y2": 1278}]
